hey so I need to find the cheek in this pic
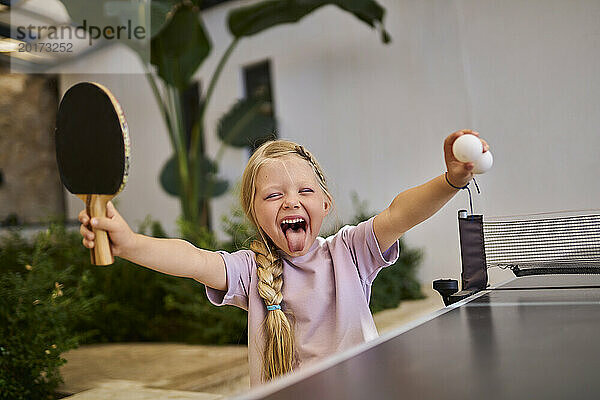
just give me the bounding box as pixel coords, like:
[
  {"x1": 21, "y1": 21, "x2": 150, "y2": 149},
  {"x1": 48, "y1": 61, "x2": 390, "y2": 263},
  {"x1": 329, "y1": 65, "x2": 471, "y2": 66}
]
[
  {"x1": 308, "y1": 201, "x2": 327, "y2": 225},
  {"x1": 255, "y1": 203, "x2": 277, "y2": 228}
]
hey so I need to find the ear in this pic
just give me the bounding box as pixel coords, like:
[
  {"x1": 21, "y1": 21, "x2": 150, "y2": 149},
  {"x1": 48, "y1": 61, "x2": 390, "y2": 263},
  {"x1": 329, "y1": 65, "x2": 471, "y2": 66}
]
[{"x1": 323, "y1": 199, "x2": 331, "y2": 215}]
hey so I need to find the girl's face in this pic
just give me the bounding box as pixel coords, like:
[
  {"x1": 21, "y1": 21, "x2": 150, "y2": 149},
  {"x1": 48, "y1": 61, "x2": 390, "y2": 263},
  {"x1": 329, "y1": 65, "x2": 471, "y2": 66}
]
[{"x1": 254, "y1": 155, "x2": 331, "y2": 257}]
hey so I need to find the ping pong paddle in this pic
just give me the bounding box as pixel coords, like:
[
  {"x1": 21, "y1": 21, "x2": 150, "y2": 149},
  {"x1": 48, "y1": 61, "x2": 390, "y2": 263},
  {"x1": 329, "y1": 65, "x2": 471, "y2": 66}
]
[{"x1": 55, "y1": 82, "x2": 130, "y2": 266}]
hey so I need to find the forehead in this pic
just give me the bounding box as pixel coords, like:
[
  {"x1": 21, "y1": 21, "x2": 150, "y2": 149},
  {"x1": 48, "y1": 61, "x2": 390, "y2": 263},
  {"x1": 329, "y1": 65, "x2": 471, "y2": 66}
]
[{"x1": 255, "y1": 155, "x2": 316, "y2": 189}]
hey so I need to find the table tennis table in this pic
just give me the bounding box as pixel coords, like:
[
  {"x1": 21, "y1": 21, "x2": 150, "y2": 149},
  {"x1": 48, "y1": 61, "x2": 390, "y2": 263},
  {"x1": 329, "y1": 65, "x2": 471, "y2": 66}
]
[{"x1": 234, "y1": 211, "x2": 600, "y2": 400}]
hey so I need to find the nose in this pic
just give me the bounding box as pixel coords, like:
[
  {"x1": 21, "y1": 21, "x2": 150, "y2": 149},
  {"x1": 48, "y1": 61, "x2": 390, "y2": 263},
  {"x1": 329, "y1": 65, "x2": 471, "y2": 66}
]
[{"x1": 283, "y1": 195, "x2": 300, "y2": 209}]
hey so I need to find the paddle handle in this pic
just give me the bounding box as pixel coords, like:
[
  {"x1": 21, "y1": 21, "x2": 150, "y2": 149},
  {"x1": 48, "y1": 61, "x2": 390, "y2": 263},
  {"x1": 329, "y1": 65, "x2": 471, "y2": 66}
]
[{"x1": 79, "y1": 194, "x2": 114, "y2": 266}]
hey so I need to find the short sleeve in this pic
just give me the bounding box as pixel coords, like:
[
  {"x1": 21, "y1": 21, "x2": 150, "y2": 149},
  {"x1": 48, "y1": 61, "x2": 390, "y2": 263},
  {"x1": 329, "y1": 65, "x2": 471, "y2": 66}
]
[
  {"x1": 340, "y1": 216, "x2": 400, "y2": 283},
  {"x1": 205, "y1": 249, "x2": 255, "y2": 311}
]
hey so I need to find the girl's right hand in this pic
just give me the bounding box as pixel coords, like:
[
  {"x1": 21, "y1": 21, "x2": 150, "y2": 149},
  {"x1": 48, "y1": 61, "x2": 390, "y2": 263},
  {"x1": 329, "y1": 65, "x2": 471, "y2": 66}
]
[
  {"x1": 444, "y1": 130, "x2": 490, "y2": 188},
  {"x1": 79, "y1": 201, "x2": 136, "y2": 258}
]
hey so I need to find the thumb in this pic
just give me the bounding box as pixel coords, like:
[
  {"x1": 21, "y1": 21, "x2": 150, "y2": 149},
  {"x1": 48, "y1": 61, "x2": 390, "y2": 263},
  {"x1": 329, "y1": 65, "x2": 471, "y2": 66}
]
[
  {"x1": 90, "y1": 213, "x2": 116, "y2": 232},
  {"x1": 106, "y1": 201, "x2": 120, "y2": 218}
]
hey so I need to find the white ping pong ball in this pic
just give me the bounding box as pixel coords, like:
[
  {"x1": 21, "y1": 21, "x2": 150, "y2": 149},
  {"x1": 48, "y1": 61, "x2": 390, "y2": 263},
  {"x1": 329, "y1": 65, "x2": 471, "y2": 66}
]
[
  {"x1": 472, "y1": 150, "x2": 493, "y2": 174},
  {"x1": 452, "y1": 134, "x2": 483, "y2": 163}
]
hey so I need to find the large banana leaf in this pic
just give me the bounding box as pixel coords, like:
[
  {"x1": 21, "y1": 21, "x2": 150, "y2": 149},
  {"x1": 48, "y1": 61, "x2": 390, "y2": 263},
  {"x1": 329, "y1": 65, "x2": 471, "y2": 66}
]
[
  {"x1": 217, "y1": 96, "x2": 277, "y2": 148},
  {"x1": 160, "y1": 154, "x2": 228, "y2": 199},
  {"x1": 149, "y1": 0, "x2": 203, "y2": 37},
  {"x1": 150, "y1": 4, "x2": 211, "y2": 90},
  {"x1": 228, "y1": 0, "x2": 391, "y2": 43},
  {"x1": 150, "y1": 0, "x2": 178, "y2": 37}
]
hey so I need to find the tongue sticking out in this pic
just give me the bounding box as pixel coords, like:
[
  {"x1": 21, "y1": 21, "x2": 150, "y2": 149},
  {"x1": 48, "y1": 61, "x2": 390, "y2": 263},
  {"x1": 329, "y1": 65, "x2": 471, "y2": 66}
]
[{"x1": 284, "y1": 226, "x2": 306, "y2": 253}]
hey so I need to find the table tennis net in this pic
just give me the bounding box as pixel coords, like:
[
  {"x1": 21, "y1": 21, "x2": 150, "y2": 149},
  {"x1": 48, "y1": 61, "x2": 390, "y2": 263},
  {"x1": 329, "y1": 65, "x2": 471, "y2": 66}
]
[{"x1": 481, "y1": 212, "x2": 600, "y2": 276}]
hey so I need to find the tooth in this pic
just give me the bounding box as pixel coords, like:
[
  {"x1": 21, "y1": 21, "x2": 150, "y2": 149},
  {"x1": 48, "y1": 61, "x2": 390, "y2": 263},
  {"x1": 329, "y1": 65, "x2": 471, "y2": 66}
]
[{"x1": 281, "y1": 218, "x2": 305, "y2": 224}]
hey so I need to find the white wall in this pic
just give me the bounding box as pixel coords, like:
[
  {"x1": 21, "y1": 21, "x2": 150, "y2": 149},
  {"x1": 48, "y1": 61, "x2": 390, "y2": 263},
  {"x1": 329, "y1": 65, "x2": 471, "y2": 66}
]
[{"x1": 60, "y1": 0, "x2": 600, "y2": 286}]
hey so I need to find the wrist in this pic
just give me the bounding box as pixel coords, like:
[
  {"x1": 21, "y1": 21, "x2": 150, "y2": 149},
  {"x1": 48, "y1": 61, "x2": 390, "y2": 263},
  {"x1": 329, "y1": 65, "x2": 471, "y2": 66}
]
[
  {"x1": 444, "y1": 172, "x2": 469, "y2": 190},
  {"x1": 119, "y1": 232, "x2": 141, "y2": 259}
]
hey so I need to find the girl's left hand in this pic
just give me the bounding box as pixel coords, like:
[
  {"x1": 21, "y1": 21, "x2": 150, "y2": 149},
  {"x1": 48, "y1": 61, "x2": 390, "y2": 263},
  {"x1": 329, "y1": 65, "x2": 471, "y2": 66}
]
[{"x1": 444, "y1": 130, "x2": 490, "y2": 188}]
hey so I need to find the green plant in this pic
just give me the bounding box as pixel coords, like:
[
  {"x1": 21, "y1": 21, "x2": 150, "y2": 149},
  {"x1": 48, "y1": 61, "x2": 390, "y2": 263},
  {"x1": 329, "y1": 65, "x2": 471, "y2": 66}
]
[
  {"x1": 151, "y1": 0, "x2": 391, "y2": 239},
  {"x1": 220, "y1": 194, "x2": 257, "y2": 253},
  {"x1": 369, "y1": 243, "x2": 424, "y2": 313},
  {"x1": 0, "y1": 225, "x2": 101, "y2": 400},
  {"x1": 157, "y1": 277, "x2": 248, "y2": 345},
  {"x1": 0, "y1": 221, "x2": 249, "y2": 347},
  {"x1": 58, "y1": 0, "x2": 392, "y2": 242}
]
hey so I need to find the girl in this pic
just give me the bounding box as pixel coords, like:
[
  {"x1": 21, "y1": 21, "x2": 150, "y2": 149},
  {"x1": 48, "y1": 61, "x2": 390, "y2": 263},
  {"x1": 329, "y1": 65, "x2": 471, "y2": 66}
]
[{"x1": 79, "y1": 130, "x2": 489, "y2": 385}]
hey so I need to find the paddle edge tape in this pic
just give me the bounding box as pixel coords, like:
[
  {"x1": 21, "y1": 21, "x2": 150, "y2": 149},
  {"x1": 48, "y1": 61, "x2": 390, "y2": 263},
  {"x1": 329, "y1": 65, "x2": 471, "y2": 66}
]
[{"x1": 92, "y1": 82, "x2": 131, "y2": 195}]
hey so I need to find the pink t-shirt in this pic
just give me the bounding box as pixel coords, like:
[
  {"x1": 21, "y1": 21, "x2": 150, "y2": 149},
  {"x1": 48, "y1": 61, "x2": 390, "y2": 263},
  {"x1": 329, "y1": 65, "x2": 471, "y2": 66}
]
[{"x1": 206, "y1": 216, "x2": 400, "y2": 385}]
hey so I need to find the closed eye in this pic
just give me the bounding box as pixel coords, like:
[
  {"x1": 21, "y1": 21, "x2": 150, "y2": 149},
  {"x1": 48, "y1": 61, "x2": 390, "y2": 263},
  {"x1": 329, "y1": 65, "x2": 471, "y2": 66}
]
[
  {"x1": 265, "y1": 193, "x2": 281, "y2": 199},
  {"x1": 300, "y1": 188, "x2": 314, "y2": 193}
]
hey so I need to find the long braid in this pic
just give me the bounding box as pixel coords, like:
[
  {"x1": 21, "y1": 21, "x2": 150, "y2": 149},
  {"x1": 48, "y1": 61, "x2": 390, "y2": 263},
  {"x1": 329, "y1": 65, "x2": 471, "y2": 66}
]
[{"x1": 250, "y1": 238, "x2": 296, "y2": 380}]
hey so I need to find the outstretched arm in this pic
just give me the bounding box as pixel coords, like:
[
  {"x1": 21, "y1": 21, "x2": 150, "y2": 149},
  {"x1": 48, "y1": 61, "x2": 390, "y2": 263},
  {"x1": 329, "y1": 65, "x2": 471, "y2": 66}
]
[
  {"x1": 79, "y1": 202, "x2": 227, "y2": 291},
  {"x1": 373, "y1": 130, "x2": 489, "y2": 253}
]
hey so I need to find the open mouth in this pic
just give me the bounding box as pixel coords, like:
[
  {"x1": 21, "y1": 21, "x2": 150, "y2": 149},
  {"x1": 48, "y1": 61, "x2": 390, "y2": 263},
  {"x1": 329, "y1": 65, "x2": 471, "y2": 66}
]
[
  {"x1": 280, "y1": 217, "x2": 308, "y2": 253},
  {"x1": 280, "y1": 217, "x2": 307, "y2": 234}
]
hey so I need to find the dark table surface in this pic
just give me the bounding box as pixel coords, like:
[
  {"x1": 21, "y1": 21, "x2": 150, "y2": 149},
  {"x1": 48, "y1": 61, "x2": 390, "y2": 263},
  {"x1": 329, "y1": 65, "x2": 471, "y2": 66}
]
[{"x1": 237, "y1": 274, "x2": 600, "y2": 400}]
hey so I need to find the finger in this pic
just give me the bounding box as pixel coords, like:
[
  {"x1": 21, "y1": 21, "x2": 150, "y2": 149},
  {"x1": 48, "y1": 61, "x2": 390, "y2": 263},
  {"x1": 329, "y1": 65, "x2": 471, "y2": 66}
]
[
  {"x1": 445, "y1": 131, "x2": 462, "y2": 151},
  {"x1": 78, "y1": 209, "x2": 90, "y2": 225},
  {"x1": 481, "y1": 139, "x2": 490, "y2": 152},
  {"x1": 452, "y1": 129, "x2": 478, "y2": 138},
  {"x1": 80, "y1": 224, "x2": 95, "y2": 241},
  {"x1": 82, "y1": 237, "x2": 94, "y2": 249},
  {"x1": 448, "y1": 130, "x2": 465, "y2": 142}
]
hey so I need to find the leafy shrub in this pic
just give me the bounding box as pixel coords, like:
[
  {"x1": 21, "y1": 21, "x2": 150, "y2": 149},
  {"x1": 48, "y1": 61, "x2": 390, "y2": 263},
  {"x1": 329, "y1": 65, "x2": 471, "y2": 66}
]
[
  {"x1": 369, "y1": 244, "x2": 424, "y2": 313},
  {"x1": 0, "y1": 220, "x2": 248, "y2": 347},
  {"x1": 0, "y1": 225, "x2": 100, "y2": 400}
]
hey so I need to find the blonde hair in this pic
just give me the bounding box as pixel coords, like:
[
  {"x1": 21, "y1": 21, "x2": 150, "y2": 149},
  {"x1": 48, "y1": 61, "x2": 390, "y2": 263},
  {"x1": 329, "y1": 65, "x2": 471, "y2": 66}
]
[{"x1": 240, "y1": 140, "x2": 333, "y2": 380}]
